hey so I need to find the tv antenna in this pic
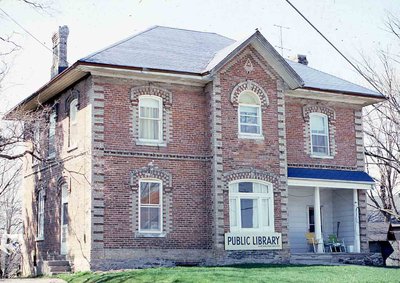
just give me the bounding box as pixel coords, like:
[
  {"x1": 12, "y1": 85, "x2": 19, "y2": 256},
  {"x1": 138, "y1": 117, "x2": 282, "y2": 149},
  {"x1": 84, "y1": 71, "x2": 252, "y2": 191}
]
[{"x1": 274, "y1": 24, "x2": 291, "y2": 57}]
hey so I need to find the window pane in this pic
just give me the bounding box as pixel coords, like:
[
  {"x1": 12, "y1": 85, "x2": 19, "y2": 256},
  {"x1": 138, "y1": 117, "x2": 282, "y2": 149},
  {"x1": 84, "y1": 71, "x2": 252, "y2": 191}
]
[
  {"x1": 238, "y1": 182, "x2": 253, "y2": 193},
  {"x1": 311, "y1": 115, "x2": 327, "y2": 134},
  {"x1": 229, "y1": 198, "x2": 237, "y2": 228},
  {"x1": 139, "y1": 119, "x2": 159, "y2": 140},
  {"x1": 149, "y1": 183, "x2": 160, "y2": 204},
  {"x1": 70, "y1": 99, "x2": 78, "y2": 122},
  {"x1": 262, "y1": 198, "x2": 270, "y2": 227},
  {"x1": 238, "y1": 92, "x2": 260, "y2": 104},
  {"x1": 140, "y1": 207, "x2": 160, "y2": 230},
  {"x1": 312, "y1": 135, "x2": 328, "y2": 155},
  {"x1": 140, "y1": 106, "x2": 160, "y2": 119},
  {"x1": 240, "y1": 199, "x2": 258, "y2": 228},
  {"x1": 140, "y1": 182, "x2": 150, "y2": 204},
  {"x1": 240, "y1": 125, "x2": 260, "y2": 134},
  {"x1": 253, "y1": 183, "x2": 268, "y2": 193}
]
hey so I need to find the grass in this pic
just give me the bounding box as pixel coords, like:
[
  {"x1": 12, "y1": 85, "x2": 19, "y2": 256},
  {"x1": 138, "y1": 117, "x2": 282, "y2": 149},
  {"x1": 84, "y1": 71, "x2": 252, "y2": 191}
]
[{"x1": 58, "y1": 264, "x2": 400, "y2": 283}]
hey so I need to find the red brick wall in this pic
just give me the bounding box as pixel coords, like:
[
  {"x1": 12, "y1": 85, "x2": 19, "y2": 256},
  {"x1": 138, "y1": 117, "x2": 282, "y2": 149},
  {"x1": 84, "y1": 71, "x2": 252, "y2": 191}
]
[
  {"x1": 286, "y1": 97, "x2": 358, "y2": 169},
  {"x1": 98, "y1": 78, "x2": 212, "y2": 249}
]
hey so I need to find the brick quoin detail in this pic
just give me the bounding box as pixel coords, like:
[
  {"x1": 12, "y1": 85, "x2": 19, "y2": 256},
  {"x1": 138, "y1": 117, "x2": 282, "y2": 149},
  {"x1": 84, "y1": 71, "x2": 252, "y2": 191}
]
[
  {"x1": 130, "y1": 161, "x2": 172, "y2": 189},
  {"x1": 230, "y1": 80, "x2": 270, "y2": 107},
  {"x1": 223, "y1": 168, "x2": 280, "y2": 191}
]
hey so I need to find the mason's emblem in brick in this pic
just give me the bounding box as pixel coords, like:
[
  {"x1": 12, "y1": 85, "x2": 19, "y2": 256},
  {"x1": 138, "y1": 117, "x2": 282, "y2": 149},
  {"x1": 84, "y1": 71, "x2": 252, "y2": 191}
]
[{"x1": 244, "y1": 58, "x2": 254, "y2": 74}]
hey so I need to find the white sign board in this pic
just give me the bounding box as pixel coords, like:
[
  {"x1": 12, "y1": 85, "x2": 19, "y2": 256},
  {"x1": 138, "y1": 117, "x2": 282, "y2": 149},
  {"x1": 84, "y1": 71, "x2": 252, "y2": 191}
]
[{"x1": 225, "y1": 232, "x2": 282, "y2": 250}]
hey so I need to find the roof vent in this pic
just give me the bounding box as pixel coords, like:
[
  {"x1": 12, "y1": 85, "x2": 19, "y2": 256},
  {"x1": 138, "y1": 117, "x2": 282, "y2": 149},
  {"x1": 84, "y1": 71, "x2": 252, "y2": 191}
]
[
  {"x1": 297, "y1": 54, "x2": 308, "y2": 66},
  {"x1": 51, "y1": 25, "x2": 69, "y2": 79}
]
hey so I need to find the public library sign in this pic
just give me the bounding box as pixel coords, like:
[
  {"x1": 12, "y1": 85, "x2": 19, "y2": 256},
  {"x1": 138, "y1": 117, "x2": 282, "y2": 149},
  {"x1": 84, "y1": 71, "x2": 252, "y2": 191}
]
[{"x1": 225, "y1": 232, "x2": 282, "y2": 250}]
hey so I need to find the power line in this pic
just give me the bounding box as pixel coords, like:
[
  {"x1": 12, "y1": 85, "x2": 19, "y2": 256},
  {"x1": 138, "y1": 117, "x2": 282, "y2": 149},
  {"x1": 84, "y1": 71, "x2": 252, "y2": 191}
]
[
  {"x1": 285, "y1": 0, "x2": 382, "y2": 95},
  {"x1": 0, "y1": 7, "x2": 55, "y2": 56}
]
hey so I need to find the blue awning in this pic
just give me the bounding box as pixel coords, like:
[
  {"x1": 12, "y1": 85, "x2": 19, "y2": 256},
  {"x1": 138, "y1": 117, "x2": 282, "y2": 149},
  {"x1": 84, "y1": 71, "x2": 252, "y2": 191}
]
[{"x1": 288, "y1": 167, "x2": 374, "y2": 183}]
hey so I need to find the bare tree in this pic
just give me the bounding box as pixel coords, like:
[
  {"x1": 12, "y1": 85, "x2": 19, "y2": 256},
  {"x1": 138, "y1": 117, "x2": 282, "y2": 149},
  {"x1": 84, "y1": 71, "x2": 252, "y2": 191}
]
[
  {"x1": 0, "y1": 160, "x2": 22, "y2": 278},
  {"x1": 362, "y1": 15, "x2": 400, "y2": 221}
]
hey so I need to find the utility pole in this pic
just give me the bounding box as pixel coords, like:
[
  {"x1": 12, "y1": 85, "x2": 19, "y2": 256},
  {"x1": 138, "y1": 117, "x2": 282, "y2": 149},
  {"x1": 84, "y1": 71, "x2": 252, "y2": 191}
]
[{"x1": 274, "y1": 24, "x2": 291, "y2": 57}]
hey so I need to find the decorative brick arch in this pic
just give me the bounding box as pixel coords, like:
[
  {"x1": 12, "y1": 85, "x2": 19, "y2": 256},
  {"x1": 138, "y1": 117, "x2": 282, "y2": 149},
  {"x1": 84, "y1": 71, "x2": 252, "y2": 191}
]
[
  {"x1": 302, "y1": 104, "x2": 335, "y2": 121},
  {"x1": 130, "y1": 161, "x2": 172, "y2": 190},
  {"x1": 130, "y1": 85, "x2": 172, "y2": 106},
  {"x1": 222, "y1": 168, "x2": 280, "y2": 191},
  {"x1": 230, "y1": 80, "x2": 270, "y2": 107}
]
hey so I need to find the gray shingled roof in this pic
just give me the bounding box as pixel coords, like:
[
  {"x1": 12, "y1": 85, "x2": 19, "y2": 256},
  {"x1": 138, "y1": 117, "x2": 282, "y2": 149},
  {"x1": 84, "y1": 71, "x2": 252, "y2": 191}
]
[
  {"x1": 80, "y1": 26, "x2": 383, "y2": 98},
  {"x1": 81, "y1": 26, "x2": 235, "y2": 74}
]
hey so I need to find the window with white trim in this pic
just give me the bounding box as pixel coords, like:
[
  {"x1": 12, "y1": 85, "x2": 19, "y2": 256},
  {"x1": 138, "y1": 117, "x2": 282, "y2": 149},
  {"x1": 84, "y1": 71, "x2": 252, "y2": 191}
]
[
  {"x1": 139, "y1": 179, "x2": 162, "y2": 233},
  {"x1": 48, "y1": 110, "x2": 56, "y2": 157},
  {"x1": 229, "y1": 180, "x2": 274, "y2": 231},
  {"x1": 139, "y1": 96, "x2": 162, "y2": 143},
  {"x1": 37, "y1": 190, "x2": 45, "y2": 240},
  {"x1": 238, "y1": 91, "x2": 262, "y2": 136},
  {"x1": 68, "y1": 98, "x2": 78, "y2": 148},
  {"x1": 310, "y1": 113, "x2": 329, "y2": 156}
]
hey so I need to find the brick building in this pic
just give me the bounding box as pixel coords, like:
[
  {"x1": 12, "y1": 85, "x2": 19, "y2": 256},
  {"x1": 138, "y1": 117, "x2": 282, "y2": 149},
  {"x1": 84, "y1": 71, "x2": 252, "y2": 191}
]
[{"x1": 8, "y1": 26, "x2": 385, "y2": 275}]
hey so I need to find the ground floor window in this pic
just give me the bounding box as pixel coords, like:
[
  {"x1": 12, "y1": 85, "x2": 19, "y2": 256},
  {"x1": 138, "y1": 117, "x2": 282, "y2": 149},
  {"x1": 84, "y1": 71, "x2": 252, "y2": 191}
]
[
  {"x1": 307, "y1": 206, "x2": 323, "y2": 233},
  {"x1": 229, "y1": 180, "x2": 274, "y2": 231},
  {"x1": 139, "y1": 179, "x2": 162, "y2": 233}
]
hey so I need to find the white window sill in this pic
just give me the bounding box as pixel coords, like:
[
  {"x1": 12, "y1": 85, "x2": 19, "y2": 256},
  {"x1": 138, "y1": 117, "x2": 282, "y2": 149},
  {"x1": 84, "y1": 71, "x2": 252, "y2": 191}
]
[
  {"x1": 135, "y1": 232, "x2": 166, "y2": 238},
  {"x1": 67, "y1": 145, "x2": 78, "y2": 153},
  {"x1": 36, "y1": 237, "x2": 44, "y2": 242},
  {"x1": 238, "y1": 134, "x2": 265, "y2": 140},
  {"x1": 310, "y1": 155, "x2": 334, "y2": 159},
  {"x1": 136, "y1": 140, "x2": 167, "y2": 147}
]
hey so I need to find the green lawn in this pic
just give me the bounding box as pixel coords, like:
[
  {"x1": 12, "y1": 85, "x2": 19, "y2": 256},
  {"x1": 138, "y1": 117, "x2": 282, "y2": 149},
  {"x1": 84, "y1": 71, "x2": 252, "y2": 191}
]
[{"x1": 58, "y1": 264, "x2": 400, "y2": 283}]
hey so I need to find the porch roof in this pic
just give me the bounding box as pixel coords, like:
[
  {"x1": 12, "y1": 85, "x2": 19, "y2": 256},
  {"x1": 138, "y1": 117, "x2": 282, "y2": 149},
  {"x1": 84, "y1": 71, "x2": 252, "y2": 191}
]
[{"x1": 288, "y1": 167, "x2": 375, "y2": 189}]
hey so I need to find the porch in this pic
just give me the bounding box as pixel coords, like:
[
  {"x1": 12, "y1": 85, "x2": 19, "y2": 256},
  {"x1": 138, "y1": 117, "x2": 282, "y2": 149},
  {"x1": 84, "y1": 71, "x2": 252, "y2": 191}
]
[{"x1": 287, "y1": 167, "x2": 375, "y2": 254}]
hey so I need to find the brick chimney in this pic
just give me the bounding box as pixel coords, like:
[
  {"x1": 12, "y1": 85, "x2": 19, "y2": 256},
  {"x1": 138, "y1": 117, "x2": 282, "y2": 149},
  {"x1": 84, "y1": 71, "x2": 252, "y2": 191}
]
[
  {"x1": 51, "y1": 25, "x2": 69, "y2": 79},
  {"x1": 297, "y1": 54, "x2": 308, "y2": 66}
]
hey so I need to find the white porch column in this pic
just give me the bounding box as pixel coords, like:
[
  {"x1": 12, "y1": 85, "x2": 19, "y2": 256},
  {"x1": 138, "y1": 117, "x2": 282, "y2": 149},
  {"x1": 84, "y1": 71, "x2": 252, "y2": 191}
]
[
  {"x1": 353, "y1": 189, "x2": 361, "y2": 253},
  {"x1": 314, "y1": 187, "x2": 323, "y2": 253}
]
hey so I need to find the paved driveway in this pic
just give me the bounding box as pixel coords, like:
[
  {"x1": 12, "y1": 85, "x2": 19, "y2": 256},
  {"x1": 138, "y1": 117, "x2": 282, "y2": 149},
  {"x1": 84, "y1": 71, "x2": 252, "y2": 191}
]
[{"x1": 0, "y1": 279, "x2": 66, "y2": 283}]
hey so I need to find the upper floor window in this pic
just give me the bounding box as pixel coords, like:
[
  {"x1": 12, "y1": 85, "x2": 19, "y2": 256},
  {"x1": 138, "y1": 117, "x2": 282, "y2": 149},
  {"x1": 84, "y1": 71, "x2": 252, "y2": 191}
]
[
  {"x1": 68, "y1": 98, "x2": 78, "y2": 148},
  {"x1": 229, "y1": 180, "x2": 274, "y2": 232},
  {"x1": 48, "y1": 110, "x2": 56, "y2": 158},
  {"x1": 238, "y1": 91, "x2": 262, "y2": 136},
  {"x1": 139, "y1": 96, "x2": 162, "y2": 143},
  {"x1": 139, "y1": 179, "x2": 162, "y2": 233},
  {"x1": 310, "y1": 113, "x2": 329, "y2": 156},
  {"x1": 37, "y1": 190, "x2": 45, "y2": 240}
]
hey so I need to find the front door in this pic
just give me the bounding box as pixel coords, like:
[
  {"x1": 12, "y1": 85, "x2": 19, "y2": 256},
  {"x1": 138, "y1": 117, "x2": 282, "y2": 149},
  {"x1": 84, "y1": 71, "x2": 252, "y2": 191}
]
[{"x1": 60, "y1": 183, "x2": 69, "y2": 255}]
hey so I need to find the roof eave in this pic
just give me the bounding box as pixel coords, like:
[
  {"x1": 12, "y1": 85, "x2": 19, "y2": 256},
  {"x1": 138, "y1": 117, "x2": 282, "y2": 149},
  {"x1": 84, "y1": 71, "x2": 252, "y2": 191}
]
[{"x1": 302, "y1": 86, "x2": 386, "y2": 101}]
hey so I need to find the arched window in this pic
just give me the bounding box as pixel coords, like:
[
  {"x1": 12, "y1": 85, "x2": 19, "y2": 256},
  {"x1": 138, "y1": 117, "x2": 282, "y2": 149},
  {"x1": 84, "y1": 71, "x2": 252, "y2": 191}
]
[
  {"x1": 309, "y1": 113, "x2": 329, "y2": 156},
  {"x1": 139, "y1": 96, "x2": 162, "y2": 142},
  {"x1": 229, "y1": 180, "x2": 274, "y2": 232},
  {"x1": 139, "y1": 179, "x2": 162, "y2": 233},
  {"x1": 238, "y1": 91, "x2": 262, "y2": 136},
  {"x1": 37, "y1": 189, "x2": 45, "y2": 240},
  {"x1": 68, "y1": 98, "x2": 78, "y2": 148}
]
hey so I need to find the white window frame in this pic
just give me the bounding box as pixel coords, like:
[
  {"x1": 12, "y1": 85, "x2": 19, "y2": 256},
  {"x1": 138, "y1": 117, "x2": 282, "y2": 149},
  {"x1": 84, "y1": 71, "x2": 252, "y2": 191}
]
[
  {"x1": 68, "y1": 98, "x2": 78, "y2": 149},
  {"x1": 238, "y1": 91, "x2": 263, "y2": 138},
  {"x1": 229, "y1": 179, "x2": 274, "y2": 232},
  {"x1": 138, "y1": 96, "x2": 163, "y2": 144},
  {"x1": 37, "y1": 190, "x2": 45, "y2": 240},
  {"x1": 138, "y1": 179, "x2": 163, "y2": 233},
  {"x1": 48, "y1": 110, "x2": 56, "y2": 158},
  {"x1": 310, "y1": 113, "x2": 330, "y2": 157},
  {"x1": 32, "y1": 122, "x2": 41, "y2": 165}
]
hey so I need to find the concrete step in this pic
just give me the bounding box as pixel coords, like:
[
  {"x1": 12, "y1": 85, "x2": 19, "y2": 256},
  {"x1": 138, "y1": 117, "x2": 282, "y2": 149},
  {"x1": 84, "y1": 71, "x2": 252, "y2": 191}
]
[
  {"x1": 49, "y1": 265, "x2": 71, "y2": 273},
  {"x1": 46, "y1": 260, "x2": 70, "y2": 266}
]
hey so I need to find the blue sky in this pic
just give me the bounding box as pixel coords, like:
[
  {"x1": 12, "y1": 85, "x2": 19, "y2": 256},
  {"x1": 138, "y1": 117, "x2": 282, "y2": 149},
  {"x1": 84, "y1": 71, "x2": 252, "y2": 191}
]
[{"x1": 1, "y1": 0, "x2": 398, "y2": 113}]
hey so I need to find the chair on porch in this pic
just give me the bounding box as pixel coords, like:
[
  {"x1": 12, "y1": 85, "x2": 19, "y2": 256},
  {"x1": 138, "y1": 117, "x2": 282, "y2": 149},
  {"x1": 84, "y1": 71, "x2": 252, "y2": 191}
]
[
  {"x1": 327, "y1": 234, "x2": 347, "y2": 252},
  {"x1": 305, "y1": 232, "x2": 317, "y2": 252}
]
